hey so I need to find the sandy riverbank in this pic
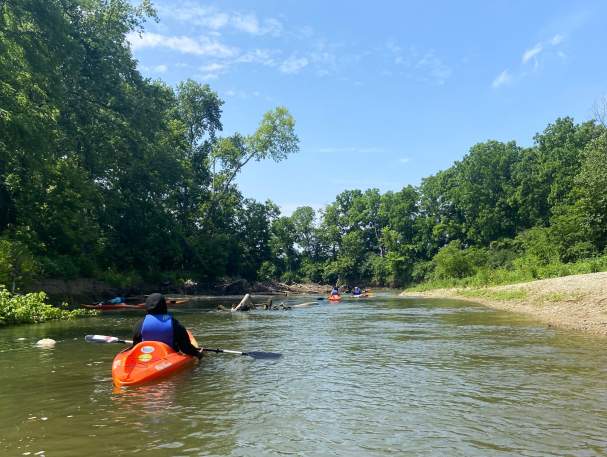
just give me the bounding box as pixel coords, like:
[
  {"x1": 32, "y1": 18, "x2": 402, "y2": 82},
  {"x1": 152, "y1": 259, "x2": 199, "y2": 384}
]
[{"x1": 401, "y1": 272, "x2": 607, "y2": 335}]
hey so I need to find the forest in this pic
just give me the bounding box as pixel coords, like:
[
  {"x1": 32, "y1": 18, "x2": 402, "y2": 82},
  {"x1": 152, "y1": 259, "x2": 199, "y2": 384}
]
[{"x1": 2, "y1": 0, "x2": 607, "y2": 292}]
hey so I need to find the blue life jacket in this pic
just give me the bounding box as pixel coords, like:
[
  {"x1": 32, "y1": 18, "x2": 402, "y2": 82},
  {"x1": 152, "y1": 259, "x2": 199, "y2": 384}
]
[
  {"x1": 141, "y1": 314, "x2": 174, "y2": 347},
  {"x1": 353, "y1": 287, "x2": 361, "y2": 295}
]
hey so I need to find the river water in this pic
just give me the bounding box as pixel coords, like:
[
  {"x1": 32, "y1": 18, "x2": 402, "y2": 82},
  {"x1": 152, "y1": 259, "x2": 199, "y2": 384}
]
[{"x1": 1, "y1": 293, "x2": 607, "y2": 456}]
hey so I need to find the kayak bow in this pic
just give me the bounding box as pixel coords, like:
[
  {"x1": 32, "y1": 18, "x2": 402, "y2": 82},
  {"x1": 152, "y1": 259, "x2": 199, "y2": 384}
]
[{"x1": 112, "y1": 332, "x2": 199, "y2": 387}]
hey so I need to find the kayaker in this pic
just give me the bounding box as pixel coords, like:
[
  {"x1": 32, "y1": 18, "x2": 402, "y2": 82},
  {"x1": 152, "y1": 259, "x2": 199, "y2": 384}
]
[
  {"x1": 330, "y1": 286, "x2": 339, "y2": 297},
  {"x1": 131, "y1": 293, "x2": 202, "y2": 359},
  {"x1": 353, "y1": 286, "x2": 362, "y2": 295},
  {"x1": 94, "y1": 296, "x2": 125, "y2": 306}
]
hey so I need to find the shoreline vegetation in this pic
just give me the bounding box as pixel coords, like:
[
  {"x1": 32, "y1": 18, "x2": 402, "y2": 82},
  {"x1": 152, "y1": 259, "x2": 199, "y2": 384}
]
[
  {"x1": 0, "y1": 287, "x2": 95, "y2": 326},
  {"x1": 401, "y1": 271, "x2": 607, "y2": 336}
]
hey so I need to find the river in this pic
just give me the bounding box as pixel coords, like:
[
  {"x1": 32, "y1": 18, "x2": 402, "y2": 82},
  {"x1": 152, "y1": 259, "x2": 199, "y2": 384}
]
[{"x1": 1, "y1": 293, "x2": 607, "y2": 456}]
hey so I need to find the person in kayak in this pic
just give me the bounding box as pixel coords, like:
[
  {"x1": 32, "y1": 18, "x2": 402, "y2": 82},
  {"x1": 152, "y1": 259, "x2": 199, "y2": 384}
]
[
  {"x1": 330, "y1": 286, "x2": 339, "y2": 297},
  {"x1": 131, "y1": 293, "x2": 202, "y2": 359},
  {"x1": 353, "y1": 286, "x2": 362, "y2": 295},
  {"x1": 93, "y1": 296, "x2": 126, "y2": 306}
]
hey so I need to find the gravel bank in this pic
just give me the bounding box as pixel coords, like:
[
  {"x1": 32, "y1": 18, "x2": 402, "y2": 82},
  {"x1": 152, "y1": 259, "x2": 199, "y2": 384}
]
[{"x1": 401, "y1": 272, "x2": 607, "y2": 335}]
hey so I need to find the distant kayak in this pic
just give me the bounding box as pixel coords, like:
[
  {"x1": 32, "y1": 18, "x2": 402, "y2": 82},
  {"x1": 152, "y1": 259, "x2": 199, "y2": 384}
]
[
  {"x1": 82, "y1": 299, "x2": 188, "y2": 311},
  {"x1": 112, "y1": 331, "x2": 199, "y2": 387},
  {"x1": 352, "y1": 294, "x2": 368, "y2": 298},
  {"x1": 328, "y1": 295, "x2": 342, "y2": 302}
]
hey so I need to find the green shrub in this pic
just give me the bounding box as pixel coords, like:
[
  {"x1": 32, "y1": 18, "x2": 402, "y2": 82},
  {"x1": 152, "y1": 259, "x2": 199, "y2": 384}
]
[
  {"x1": 0, "y1": 239, "x2": 38, "y2": 291},
  {"x1": 0, "y1": 287, "x2": 95, "y2": 325},
  {"x1": 97, "y1": 269, "x2": 142, "y2": 288},
  {"x1": 39, "y1": 255, "x2": 80, "y2": 279},
  {"x1": 411, "y1": 260, "x2": 434, "y2": 283},
  {"x1": 257, "y1": 261, "x2": 277, "y2": 281},
  {"x1": 298, "y1": 259, "x2": 324, "y2": 283},
  {"x1": 433, "y1": 241, "x2": 480, "y2": 279}
]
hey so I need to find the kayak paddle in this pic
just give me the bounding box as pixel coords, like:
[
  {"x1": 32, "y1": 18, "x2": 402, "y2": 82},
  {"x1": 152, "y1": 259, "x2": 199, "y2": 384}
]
[
  {"x1": 201, "y1": 348, "x2": 281, "y2": 360},
  {"x1": 84, "y1": 334, "x2": 282, "y2": 360},
  {"x1": 86, "y1": 334, "x2": 132, "y2": 344}
]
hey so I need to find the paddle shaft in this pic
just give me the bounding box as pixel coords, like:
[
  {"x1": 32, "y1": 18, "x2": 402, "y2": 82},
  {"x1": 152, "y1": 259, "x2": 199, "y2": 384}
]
[{"x1": 84, "y1": 335, "x2": 280, "y2": 359}]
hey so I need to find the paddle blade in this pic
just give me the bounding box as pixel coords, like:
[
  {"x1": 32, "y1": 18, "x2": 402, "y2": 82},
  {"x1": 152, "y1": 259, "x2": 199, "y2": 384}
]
[
  {"x1": 85, "y1": 334, "x2": 129, "y2": 344},
  {"x1": 245, "y1": 351, "x2": 282, "y2": 360}
]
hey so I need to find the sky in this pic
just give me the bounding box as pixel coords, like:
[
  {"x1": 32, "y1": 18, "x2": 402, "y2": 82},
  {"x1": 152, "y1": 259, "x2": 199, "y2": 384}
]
[{"x1": 128, "y1": 0, "x2": 607, "y2": 215}]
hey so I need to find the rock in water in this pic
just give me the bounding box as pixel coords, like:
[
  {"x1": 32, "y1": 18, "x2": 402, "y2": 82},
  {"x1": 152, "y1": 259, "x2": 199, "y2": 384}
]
[{"x1": 35, "y1": 338, "x2": 56, "y2": 348}]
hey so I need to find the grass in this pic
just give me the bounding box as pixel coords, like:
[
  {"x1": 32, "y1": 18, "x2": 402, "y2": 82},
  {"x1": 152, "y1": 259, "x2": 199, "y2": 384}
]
[
  {"x1": 540, "y1": 291, "x2": 586, "y2": 303},
  {"x1": 458, "y1": 289, "x2": 528, "y2": 301},
  {"x1": 406, "y1": 254, "x2": 607, "y2": 293}
]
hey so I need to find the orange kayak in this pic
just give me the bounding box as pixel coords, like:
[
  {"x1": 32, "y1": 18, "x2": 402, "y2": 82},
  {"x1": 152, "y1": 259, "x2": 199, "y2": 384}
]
[
  {"x1": 112, "y1": 332, "x2": 199, "y2": 387},
  {"x1": 328, "y1": 295, "x2": 342, "y2": 302}
]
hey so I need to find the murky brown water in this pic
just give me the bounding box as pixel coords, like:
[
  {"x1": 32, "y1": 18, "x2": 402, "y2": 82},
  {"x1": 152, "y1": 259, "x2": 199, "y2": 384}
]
[{"x1": 1, "y1": 294, "x2": 607, "y2": 456}]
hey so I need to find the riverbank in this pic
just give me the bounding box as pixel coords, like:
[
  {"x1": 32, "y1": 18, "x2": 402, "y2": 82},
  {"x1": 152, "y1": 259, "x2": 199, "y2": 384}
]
[
  {"x1": 401, "y1": 271, "x2": 607, "y2": 335},
  {"x1": 26, "y1": 278, "x2": 330, "y2": 305}
]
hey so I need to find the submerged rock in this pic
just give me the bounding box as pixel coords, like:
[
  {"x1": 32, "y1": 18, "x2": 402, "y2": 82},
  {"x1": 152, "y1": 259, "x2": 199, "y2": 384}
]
[{"x1": 35, "y1": 338, "x2": 56, "y2": 348}]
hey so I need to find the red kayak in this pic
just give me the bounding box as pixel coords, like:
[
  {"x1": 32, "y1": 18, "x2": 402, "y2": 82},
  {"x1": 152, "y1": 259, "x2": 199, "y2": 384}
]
[
  {"x1": 112, "y1": 332, "x2": 199, "y2": 387},
  {"x1": 328, "y1": 295, "x2": 342, "y2": 302},
  {"x1": 83, "y1": 299, "x2": 188, "y2": 311}
]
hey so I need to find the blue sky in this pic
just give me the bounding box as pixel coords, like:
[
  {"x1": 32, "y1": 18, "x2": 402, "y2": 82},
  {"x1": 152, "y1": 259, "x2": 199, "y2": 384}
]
[{"x1": 129, "y1": 0, "x2": 607, "y2": 215}]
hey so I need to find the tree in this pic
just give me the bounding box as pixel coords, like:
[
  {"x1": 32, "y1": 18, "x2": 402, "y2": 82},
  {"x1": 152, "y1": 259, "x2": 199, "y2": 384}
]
[
  {"x1": 290, "y1": 206, "x2": 318, "y2": 258},
  {"x1": 574, "y1": 132, "x2": 607, "y2": 251}
]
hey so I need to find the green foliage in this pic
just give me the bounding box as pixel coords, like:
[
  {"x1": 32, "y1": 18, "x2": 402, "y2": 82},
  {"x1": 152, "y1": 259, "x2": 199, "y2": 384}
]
[
  {"x1": 575, "y1": 132, "x2": 607, "y2": 250},
  {"x1": 97, "y1": 269, "x2": 143, "y2": 289},
  {"x1": 0, "y1": 238, "x2": 37, "y2": 291},
  {"x1": 2, "y1": 0, "x2": 606, "y2": 294},
  {"x1": 0, "y1": 287, "x2": 95, "y2": 325},
  {"x1": 257, "y1": 261, "x2": 277, "y2": 282},
  {"x1": 459, "y1": 288, "x2": 528, "y2": 301},
  {"x1": 0, "y1": 0, "x2": 299, "y2": 289},
  {"x1": 433, "y1": 241, "x2": 482, "y2": 279}
]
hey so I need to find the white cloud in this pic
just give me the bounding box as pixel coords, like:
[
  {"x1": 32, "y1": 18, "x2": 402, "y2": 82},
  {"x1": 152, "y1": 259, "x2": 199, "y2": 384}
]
[
  {"x1": 279, "y1": 202, "x2": 326, "y2": 217},
  {"x1": 399, "y1": 157, "x2": 411, "y2": 164},
  {"x1": 198, "y1": 62, "x2": 226, "y2": 80},
  {"x1": 199, "y1": 63, "x2": 225, "y2": 73},
  {"x1": 280, "y1": 55, "x2": 309, "y2": 74},
  {"x1": 205, "y1": 12, "x2": 230, "y2": 30},
  {"x1": 415, "y1": 51, "x2": 452, "y2": 85},
  {"x1": 318, "y1": 147, "x2": 384, "y2": 154},
  {"x1": 128, "y1": 32, "x2": 238, "y2": 58},
  {"x1": 386, "y1": 43, "x2": 451, "y2": 85},
  {"x1": 141, "y1": 64, "x2": 168, "y2": 74},
  {"x1": 550, "y1": 34, "x2": 565, "y2": 45},
  {"x1": 235, "y1": 49, "x2": 277, "y2": 66},
  {"x1": 223, "y1": 89, "x2": 264, "y2": 99},
  {"x1": 522, "y1": 43, "x2": 543, "y2": 63},
  {"x1": 231, "y1": 13, "x2": 260, "y2": 34},
  {"x1": 157, "y1": 4, "x2": 282, "y2": 36},
  {"x1": 199, "y1": 73, "x2": 219, "y2": 81},
  {"x1": 492, "y1": 69, "x2": 512, "y2": 88}
]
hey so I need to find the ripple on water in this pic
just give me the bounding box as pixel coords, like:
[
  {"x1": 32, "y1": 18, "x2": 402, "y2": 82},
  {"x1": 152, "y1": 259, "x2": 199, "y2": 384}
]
[{"x1": 2, "y1": 296, "x2": 607, "y2": 456}]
